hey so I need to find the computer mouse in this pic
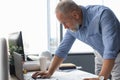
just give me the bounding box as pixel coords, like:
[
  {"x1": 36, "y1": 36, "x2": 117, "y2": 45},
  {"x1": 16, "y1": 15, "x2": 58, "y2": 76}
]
[{"x1": 32, "y1": 76, "x2": 42, "y2": 79}]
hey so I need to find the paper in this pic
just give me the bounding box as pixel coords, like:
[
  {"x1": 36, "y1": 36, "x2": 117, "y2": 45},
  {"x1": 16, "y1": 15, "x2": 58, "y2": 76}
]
[
  {"x1": 52, "y1": 70, "x2": 98, "y2": 80},
  {"x1": 24, "y1": 70, "x2": 98, "y2": 80}
]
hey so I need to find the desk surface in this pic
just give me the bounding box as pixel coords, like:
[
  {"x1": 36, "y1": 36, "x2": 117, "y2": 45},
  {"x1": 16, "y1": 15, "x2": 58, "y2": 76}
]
[
  {"x1": 23, "y1": 69, "x2": 97, "y2": 80},
  {"x1": 10, "y1": 70, "x2": 97, "y2": 80},
  {"x1": 53, "y1": 70, "x2": 97, "y2": 80}
]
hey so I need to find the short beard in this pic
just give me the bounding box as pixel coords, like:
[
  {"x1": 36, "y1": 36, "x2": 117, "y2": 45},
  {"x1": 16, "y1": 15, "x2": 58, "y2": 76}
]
[{"x1": 70, "y1": 24, "x2": 79, "y2": 32}]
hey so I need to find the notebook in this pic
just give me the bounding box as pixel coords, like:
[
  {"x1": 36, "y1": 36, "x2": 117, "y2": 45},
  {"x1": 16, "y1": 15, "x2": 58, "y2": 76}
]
[{"x1": 59, "y1": 63, "x2": 76, "y2": 70}]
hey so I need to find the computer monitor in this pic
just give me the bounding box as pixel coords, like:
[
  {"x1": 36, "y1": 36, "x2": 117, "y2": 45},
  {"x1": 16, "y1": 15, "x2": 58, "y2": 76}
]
[
  {"x1": 8, "y1": 31, "x2": 25, "y2": 61},
  {"x1": 0, "y1": 37, "x2": 8, "y2": 80}
]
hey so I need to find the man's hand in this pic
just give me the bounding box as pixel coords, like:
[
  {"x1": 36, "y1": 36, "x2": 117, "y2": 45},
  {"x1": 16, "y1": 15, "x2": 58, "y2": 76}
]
[
  {"x1": 32, "y1": 55, "x2": 64, "y2": 79},
  {"x1": 32, "y1": 71, "x2": 51, "y2": 79}
]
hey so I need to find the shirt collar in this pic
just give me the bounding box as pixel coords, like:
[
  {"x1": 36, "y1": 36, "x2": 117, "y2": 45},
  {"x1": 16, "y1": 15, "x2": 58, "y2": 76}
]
[{"x1": 79, "y1": 5, "x2": 88, "y2": 29}]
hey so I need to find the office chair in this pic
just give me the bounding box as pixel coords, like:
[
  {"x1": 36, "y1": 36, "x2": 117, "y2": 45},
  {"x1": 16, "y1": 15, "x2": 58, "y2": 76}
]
[{"x1": 0, "y1": 37, "x2": 9, "y2": 80}]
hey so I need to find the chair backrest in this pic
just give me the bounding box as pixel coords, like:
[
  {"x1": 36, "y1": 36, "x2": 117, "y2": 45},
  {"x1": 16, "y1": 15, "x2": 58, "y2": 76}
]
[{"x1": 0, "y1": 37, "x2": 9, "y2": 80}]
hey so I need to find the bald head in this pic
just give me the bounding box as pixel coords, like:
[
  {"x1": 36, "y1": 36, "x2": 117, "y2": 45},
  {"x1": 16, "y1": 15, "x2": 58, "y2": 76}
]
[{"x1": 55, "y1": 0, "x2": 80, "y2": 16}]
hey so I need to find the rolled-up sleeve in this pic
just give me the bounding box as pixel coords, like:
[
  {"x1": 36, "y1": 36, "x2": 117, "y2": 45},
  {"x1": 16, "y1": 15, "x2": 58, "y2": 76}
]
[
  {"x1": 100, "y1": 9, "x2": 120, "y2": 59},
  {"x1": 55, "y1": 30, "x2": 75, "y2": 59}
]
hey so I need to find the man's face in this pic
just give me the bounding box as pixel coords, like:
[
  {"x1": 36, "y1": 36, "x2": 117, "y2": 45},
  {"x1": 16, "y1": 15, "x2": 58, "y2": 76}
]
[{"x1": 56, "y1": 11, "x2": 79, "y2": 32}]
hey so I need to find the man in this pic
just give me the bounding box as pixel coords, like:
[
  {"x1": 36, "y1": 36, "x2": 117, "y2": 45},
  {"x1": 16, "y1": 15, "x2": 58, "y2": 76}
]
[{"x1": 32, "y1": 0, "x2": 120, "y2": 80}]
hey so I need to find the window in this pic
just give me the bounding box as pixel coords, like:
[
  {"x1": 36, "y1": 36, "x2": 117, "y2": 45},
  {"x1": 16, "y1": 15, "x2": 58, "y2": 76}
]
[
  {"x1": 48, "y1": 0, "x2": 60, "y2": 53},
  {"x1": 0, "y1": 0, "x2": 48, "y2": 55}
]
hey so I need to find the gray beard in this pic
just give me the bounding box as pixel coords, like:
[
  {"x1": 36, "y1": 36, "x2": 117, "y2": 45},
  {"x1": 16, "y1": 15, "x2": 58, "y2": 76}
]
[{"x1": 70, "y1": 24, "x2": 79, "y2": 32}]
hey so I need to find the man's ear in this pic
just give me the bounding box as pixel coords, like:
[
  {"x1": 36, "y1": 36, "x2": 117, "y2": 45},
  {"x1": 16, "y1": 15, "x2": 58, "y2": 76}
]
[{"x1": 71, "y1": 11, "x2": 79, "y2": 19}]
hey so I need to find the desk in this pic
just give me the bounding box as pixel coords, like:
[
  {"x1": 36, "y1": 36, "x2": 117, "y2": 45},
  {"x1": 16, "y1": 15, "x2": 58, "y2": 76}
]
[
  {"x1": 24, "y1": 69, "x2": 97, "y2": 80},
  {"x1": 53, "y1": 70, "x2": 97, "y2": 80}
]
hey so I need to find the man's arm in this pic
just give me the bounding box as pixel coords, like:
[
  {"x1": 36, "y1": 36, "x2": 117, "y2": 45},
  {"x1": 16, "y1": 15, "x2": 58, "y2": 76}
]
[
  {"x1": 99, "y1": 8, "x2": 118, "y2": 80},
  {"x1": 32, "y1": 55, "x2": 64, "y2": 78},
  {"x1": 47, "y1": 55, "x2": 64, "y2": 76},
  {"x1": 99, "y1": 59, "x2": 115, "y2": 79},
  {"x1": 84, "y1": 59, "x2": 115, "y2": 80}
]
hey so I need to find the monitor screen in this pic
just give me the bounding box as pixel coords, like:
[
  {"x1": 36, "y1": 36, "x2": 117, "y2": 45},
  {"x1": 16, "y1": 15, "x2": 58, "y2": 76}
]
[{"x1": 8, "y1": 31, "x2": 25, "y2": 61}]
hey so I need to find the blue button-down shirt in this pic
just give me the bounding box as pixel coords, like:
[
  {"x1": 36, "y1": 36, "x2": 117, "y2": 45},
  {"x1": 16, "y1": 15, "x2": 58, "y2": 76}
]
[{"x1": 55, "y1": 5, "x2": 120, "y2": 59}]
